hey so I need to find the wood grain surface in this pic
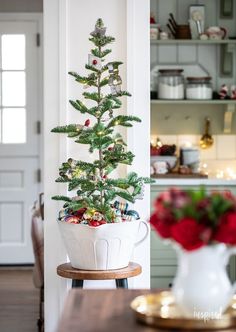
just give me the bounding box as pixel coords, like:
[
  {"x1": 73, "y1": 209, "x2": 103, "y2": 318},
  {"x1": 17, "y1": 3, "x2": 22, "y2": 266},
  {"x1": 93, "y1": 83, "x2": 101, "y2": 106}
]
[
  {"x1": 57, "y1": 289, "x2": 236, "y2": 332},
  {"x1": 57, "y1": 262, "x2": 142, "y2": 280}
]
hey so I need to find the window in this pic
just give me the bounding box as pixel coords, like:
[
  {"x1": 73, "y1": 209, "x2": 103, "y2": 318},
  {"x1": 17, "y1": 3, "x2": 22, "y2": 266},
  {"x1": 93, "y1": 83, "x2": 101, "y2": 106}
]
[{"x1": 0, "y1": 35, "x2": 26, "y2": 143}]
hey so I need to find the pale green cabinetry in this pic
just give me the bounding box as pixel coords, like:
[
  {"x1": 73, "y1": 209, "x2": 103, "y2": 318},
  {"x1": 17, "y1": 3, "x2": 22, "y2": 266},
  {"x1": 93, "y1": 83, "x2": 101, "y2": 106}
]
[{"x1": 150, "y1": 181, "x2": 236, "y2": 288}]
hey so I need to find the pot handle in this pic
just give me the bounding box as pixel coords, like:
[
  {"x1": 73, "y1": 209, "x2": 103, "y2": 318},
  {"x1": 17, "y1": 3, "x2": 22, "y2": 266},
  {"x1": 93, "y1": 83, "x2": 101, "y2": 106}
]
[
  {"x1": 225, "y1": 247, "x2": 236, "y2": 293},
  {"x1": 134, "y1": 220, "x2": 149, "y2": 247}
]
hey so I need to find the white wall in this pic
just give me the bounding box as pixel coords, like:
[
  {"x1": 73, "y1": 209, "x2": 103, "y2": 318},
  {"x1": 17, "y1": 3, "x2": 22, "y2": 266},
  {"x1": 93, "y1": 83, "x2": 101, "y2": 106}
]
[{"x1": 44, "y1": 0, "x2": 150, "y2": 330}]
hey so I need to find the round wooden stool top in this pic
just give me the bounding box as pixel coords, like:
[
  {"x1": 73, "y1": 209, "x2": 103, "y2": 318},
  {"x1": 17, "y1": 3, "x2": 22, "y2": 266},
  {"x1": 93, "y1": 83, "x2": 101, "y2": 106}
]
[{"x1": 57, "y1": 262, "x2": 142, "y2": 280}]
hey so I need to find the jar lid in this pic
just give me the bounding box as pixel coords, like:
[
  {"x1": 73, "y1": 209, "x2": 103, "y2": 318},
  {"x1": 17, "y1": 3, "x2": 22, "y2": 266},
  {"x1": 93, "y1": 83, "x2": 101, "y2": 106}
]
[
  {"x1": 186, "y1": 76, "x2": 212, "y2": 82},
  {"x1": 158, "y1": 69, "x2": 184, "y2": 74}
]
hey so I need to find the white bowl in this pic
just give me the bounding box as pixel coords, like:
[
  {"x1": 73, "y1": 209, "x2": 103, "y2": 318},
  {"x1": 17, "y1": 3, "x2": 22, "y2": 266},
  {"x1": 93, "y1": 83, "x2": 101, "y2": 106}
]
[{"x1": 151, "y1": 155, "x2": 177, "y2": 170}]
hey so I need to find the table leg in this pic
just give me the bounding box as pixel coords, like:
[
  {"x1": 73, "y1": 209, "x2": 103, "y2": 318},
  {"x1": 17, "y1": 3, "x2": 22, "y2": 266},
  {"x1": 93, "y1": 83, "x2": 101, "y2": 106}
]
[
  {"x1": 116, "y1": 278, "x2": 128, "y2": 288},
  {"x1": 72, "y1": 279, "x2": 84, "y2": 288}
]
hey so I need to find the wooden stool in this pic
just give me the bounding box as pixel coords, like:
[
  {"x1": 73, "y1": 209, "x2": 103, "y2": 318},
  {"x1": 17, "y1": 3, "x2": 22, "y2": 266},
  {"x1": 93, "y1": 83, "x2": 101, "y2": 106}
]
[{"x1": 57, "y1": 262, "x2": 142, "y2": 288}]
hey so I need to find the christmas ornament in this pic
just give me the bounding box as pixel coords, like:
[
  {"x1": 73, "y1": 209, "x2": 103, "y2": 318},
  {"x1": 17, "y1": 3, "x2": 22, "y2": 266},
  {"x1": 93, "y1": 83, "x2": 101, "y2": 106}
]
[
  {"x1": 134, "y1": 184, "x2": 145, "y2": 200},
  {"x1": 231, "y1": 85, "x2": 236, "y2": 99},
  {"x1": 88, "y1": 54, "x2": 102, "y2": 70},
  {"x1": 109, "y1": 109, "x2": 113, "y2": 118},
  {"x1": 113, "y1": 201, "x2": 128, "y2": 214},
  {"x1": 65, "y1": 216, "x2": 80, "y2": 224},
  {"x1": 90, "y1": 20, "x2": 106, "y2": 37},
  {"x1": 74, "y1": 208, "x2": 87, "y2": 219},
  {"x1": 59, "y1": 209, "x2": 68, "y2": 220},
  {"x1": 84, "y1": 119, "x2": 90, "y2": 127},
  {"x1": 122, "y1": 215, "x2": 135, "y2": 222},
  {"x1": 219, "y1": 84, "x2": 229, "y2": 99},
  {"x1": 93, "y1": 211, "x2": 104, "y2": 221},
  {"x1": 68, "y1": 158, "x2": 77, "y2": 167},
  {"x1": 108, "y1": 63, "x2": 122, "y2": 95},
  {"x1": 126, "y1": 210, "x2": 140, "y2": 220}
]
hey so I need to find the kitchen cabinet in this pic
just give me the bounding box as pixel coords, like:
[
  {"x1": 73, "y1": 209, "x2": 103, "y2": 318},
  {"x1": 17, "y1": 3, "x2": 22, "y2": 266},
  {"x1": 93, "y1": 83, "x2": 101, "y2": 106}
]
[
  {"x1": 150, "y1": 181, "x2": 236, "y2": 288},
  {"x1": 150, "y1": 1, "x2": 236, "y2": 134},
  {"x1": 150, "y1": 0, "x2": 236, "y2": 288}
]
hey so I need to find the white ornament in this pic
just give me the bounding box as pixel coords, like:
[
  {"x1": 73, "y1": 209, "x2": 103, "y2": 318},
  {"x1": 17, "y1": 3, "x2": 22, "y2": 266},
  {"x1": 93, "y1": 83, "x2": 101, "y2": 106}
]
[{"x1": 88, "y1": 54, "x2": 101, "y2": 70}]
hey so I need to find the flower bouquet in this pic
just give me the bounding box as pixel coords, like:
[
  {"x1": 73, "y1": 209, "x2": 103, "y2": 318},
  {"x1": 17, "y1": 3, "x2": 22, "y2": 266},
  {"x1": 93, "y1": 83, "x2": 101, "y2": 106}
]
[
  {"x1": 150, "y1": 187, "x2": 236, "y2": 250},
  {"x1": 150, "y1": 187, "x2": 236, "y2": 316}
]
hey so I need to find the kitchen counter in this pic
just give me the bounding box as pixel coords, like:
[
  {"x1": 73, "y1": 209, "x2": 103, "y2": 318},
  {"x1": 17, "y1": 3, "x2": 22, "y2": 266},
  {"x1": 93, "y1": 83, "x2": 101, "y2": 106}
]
[{"x1": 151, "y1": 179, "x2": 236, "y2": 186}]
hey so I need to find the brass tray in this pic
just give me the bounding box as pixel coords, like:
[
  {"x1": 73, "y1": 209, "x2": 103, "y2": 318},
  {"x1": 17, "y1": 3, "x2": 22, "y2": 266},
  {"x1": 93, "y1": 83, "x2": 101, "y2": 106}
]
[{"x1": 130, "y1": 291, "x2": 236, "y2": 330}]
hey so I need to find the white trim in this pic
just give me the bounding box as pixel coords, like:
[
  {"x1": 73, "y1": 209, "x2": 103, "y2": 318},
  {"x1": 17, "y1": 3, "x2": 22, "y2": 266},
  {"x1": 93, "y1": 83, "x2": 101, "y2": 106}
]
[
  {"x1": 126, "y1": 0, "x2": 150, "y2": 288},
  {"x1": 44, "y1": 0, "x2": 68, "y2": 331}
]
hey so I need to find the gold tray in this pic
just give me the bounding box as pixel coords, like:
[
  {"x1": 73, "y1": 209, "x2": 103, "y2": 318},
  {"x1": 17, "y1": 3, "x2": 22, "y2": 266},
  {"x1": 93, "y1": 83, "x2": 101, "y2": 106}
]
[{"x1": 130, "y1": 291, "x2": 236, "y2": 330}]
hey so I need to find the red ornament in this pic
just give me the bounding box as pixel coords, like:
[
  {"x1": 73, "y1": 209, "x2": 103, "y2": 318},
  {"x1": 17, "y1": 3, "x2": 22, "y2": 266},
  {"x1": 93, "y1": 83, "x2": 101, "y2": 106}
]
[
  {"x1": 103, "y1": 175, "x2": 107, "y2": 179},
  {"x1": 89, "y1": 219, "x2": 106, "y2": 227},
  {"x1": 84, "y1": 119, "x2": 90, "y2": 127},
  {"x1": 108, "y1": 147, "x2": 113, "y2": 151},
  {"x1": 92, "y1": 59, "x2": 98, "y2": 65}
]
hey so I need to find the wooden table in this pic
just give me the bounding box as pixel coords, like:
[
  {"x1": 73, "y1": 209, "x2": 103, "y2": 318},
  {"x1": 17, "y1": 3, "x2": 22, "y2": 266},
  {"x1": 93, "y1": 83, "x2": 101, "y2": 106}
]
[{"x1": 57, "y1": 289, "x2": 236, "y2": 332}]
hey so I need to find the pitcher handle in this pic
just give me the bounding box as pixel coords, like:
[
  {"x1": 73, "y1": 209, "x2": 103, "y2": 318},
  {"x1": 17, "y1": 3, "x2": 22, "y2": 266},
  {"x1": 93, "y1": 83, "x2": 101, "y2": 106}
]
[
  {"x1": 220, "y1": 27, "x2": 227, "y2": 39},
  {"x1": 134, "y1": 220, "x2": 149, "y2": 247},
  {"x1": 225, "y1": 247, "x2": 236, "y2": 293}
]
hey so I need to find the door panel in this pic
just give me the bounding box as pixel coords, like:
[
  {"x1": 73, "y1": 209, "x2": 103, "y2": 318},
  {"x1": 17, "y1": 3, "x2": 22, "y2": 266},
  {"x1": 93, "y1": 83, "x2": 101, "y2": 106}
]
[
  {"x1": 0, "y1": 20, "x2": 41, "y2": 264},
  {"x1": 0, "y1": 158, "x2": 38, "y2": 263}
]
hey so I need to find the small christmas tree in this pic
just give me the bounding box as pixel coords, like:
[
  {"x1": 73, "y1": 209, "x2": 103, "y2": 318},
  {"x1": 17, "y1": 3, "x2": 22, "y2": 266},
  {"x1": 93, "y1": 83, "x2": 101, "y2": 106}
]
[{"x1": 52, "y1": 18, "x2": 151, "y2": 226}]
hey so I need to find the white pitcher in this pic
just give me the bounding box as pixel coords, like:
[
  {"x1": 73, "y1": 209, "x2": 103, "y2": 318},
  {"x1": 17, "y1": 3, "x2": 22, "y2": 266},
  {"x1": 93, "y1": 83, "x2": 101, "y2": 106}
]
[{"x1": 172, "y1": 244, "x2": 236, "y2": 317}]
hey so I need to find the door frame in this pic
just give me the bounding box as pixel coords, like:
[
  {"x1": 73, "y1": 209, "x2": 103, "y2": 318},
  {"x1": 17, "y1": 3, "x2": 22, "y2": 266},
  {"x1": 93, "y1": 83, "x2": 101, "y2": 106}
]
[
  {"x1": 44, "y1": 0, "x2": 150, "y2": 330},
  {"x1": 0, "y1": 13, "x2": 43, "y2": 189}
]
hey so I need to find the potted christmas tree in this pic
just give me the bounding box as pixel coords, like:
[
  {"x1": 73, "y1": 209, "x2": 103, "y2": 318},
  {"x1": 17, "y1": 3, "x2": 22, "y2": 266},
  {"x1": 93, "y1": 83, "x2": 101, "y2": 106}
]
[{"x1": 52, "y1": 18, "x2": 151, "y2": 270}]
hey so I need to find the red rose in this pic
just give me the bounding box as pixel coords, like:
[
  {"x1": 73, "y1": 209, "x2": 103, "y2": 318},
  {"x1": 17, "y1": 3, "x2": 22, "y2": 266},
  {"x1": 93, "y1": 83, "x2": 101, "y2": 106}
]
[
  {"x1": 171, "y1": 218, "x2": 205, "y2": 251},
  {"x1": 213, "y1": 212, "x2": 236, "y2": 245},
  {"x1": 150, "y1": 213, "x2": 172, "y2": 239}
]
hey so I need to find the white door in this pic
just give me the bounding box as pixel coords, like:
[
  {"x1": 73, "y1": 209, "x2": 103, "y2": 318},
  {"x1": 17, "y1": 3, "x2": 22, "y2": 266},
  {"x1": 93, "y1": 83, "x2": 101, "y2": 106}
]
[{"x1": 0, "y1": 20, "x2": 41, "y2": 264}]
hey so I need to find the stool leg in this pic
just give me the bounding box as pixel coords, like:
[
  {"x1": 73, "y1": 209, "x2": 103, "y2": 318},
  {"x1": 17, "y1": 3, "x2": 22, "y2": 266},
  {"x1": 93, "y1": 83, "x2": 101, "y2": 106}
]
[
  {"x1": 116, "y1": 278, "x2": 128, "y2": 288},
  {"x1": 72, "y1": 279, "x2": 84, "y2": 288}
]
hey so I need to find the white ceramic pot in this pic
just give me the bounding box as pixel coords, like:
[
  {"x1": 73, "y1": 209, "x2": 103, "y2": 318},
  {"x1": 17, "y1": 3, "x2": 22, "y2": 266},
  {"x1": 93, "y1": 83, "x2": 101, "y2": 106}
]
[
  {"x1": 58, "y1": 220, "x2": 149, "y2": 270},
  {"x1": 172, "y1": 244, "x2": 236, "y2": 318}
]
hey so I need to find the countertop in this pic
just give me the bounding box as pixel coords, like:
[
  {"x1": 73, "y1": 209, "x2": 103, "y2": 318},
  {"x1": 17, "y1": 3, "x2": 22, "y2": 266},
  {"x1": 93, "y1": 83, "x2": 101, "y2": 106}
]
[{"x1": 151, "y1": 179, "x2": 236, "y2": 186}]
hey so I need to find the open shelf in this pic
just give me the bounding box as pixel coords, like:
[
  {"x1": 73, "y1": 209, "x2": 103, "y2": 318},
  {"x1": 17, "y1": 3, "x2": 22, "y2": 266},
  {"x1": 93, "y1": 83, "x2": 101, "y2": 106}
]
[
  {"x1": 151, "y1": 39, "x2": 236, "y2": 45},
  {"x1": 151, "y1": 99, "x2": 236, "y2": 105}
]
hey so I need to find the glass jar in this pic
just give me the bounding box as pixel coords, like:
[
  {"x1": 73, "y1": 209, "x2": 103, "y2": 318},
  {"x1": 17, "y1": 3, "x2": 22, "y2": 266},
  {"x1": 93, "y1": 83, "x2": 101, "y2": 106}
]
[
  {"x1": 158, "y1": 69, "x2": 184, "y2": 99},
  {"x1": 186, "y1": 77, "x2": 213, "y2": 100}
]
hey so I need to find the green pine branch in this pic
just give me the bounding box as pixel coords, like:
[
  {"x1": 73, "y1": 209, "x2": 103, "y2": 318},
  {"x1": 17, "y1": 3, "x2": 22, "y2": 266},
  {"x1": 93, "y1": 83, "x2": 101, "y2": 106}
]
[
  {"x1": 52, "y1": 195, "x2": 72, "y2": 202},
  {"x1": 68, "y1": 71, "x2": 97, "y2": 87},
  {"x1": 51, "y1": 124, "x2": 83, "y2": 134},
  {"x1": 107, "y1": 115, "x2": 141, "y2": 129},
  {"x1": 89, "y1": 35, "x2": 115, "y2": 47},
  {"x1": 83, "y1": 92, "x2": 101, "y2": 103},
  {"x1": 91, "y1": 48, "x2": 112, "y2": 58}
]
